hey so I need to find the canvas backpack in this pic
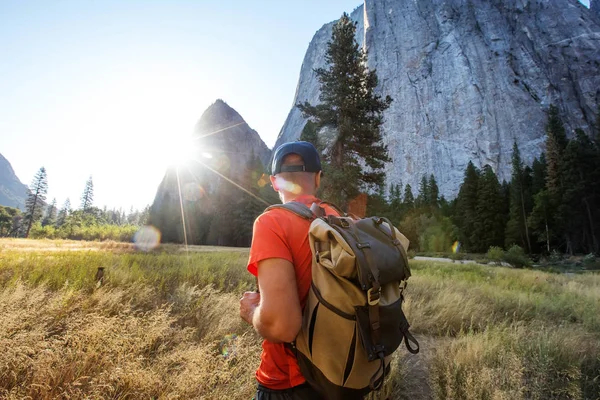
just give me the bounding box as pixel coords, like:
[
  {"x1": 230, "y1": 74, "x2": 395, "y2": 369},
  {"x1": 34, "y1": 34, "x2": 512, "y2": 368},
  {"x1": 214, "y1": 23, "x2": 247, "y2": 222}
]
[{"x1": 266, "y1": 201, "x2": 420, "y2": 400}]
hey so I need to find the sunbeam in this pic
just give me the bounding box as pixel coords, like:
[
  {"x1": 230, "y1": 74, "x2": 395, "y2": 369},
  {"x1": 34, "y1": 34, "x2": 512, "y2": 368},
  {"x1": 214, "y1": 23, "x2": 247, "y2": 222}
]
[
  {"x1": 175, "y1": 165, "x2": 189, "y2": 253},
  {"x1": 193, "y1": 122, "x2": 247, "y2": 140},
  {"x1": 190, "y1": 157, "x2": 273, "y2": 207}
]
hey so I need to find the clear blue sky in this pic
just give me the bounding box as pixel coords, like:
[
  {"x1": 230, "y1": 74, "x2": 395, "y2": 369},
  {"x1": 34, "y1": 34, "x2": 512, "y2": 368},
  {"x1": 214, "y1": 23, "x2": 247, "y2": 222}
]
[{"x1": 0, "y1": 0, "x2": 361, "y2": 211}]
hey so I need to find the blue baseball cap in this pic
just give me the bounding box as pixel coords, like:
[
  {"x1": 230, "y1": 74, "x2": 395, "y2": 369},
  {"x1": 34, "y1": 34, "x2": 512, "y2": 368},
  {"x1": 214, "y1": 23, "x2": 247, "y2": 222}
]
[{"x1": 271, "y1": 141, "x2": 322, "y2": 175}]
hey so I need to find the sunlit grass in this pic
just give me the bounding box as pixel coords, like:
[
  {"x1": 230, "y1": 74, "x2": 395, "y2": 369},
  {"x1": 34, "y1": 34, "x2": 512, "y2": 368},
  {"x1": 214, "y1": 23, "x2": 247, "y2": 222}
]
[
  {"x1": 1, "y1": 240, "x2": 599, "y2": 399},
  {"x1": 406, "y1": 261, "x2": 600, "y2": 335},
  {"x1": 0, "y1": 246, "x2": 253, "y2": 296}
]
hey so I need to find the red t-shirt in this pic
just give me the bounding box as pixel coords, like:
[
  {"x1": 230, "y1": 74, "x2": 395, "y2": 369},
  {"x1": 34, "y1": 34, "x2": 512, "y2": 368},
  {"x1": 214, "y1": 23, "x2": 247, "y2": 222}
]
[{"x1": 247, "y1": 195, "x2": 338, "y2": 389}]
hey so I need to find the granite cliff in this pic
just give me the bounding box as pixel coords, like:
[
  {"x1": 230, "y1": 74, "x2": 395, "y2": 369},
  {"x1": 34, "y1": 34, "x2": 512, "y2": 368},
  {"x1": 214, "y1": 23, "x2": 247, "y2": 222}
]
[
  {"x1": 0, "y1": 153, "x2": 28, "y2": 210},
  {"x1": 592, "y1": 0, "x2": 600, "y2": 19},
  {"x1": 277, "y1": 0, "x2": 600, "y2": 198}
]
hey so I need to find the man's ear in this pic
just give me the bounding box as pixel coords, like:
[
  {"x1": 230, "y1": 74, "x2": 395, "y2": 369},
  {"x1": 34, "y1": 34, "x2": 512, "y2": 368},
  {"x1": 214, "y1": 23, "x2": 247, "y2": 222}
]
[
  {"x1": 269, "y1": 175, "x2": 278, "y2": 192},
  {"x1": 315, "y1": 171, "x2": 322, "y2": 189}
]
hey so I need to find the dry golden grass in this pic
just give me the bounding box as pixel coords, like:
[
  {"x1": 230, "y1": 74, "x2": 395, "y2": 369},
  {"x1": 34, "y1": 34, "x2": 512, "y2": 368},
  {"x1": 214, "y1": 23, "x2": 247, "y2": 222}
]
[
  {"x1": 1, "y1": 240, "x2": 599, "y2": 399},
  {"x1": 0, "y1": 238, "x2": 248, "y2": 254},
  {"x1": 0, "y1": 282, "x2": 260, "y2": 399},
  {"x1": 0, "y1": 238, "x2": 136, "y2": 252},
  {"x1": 430, "y1": 323, "x2": 600, "y2": 399}
]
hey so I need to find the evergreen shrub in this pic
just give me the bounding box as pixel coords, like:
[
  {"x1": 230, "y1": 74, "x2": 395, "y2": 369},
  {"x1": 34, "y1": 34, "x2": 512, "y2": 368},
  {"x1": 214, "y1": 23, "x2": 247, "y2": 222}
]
[
  {"x1": 486, "y1": 246, "x2": 504, "y2": 264},
  {"x1": 503, "y1": 245, "x2": 532, "y2": 268},
  {"x1": 582, "y1": 253, "x2": 600, "y2": 270}
]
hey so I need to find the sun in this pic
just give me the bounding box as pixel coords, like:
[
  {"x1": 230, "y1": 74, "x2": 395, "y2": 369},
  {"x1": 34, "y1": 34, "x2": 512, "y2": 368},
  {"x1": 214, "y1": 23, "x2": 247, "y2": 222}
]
[{"x1": 164, "y1": 138, "x2": 199, "y2": 168}]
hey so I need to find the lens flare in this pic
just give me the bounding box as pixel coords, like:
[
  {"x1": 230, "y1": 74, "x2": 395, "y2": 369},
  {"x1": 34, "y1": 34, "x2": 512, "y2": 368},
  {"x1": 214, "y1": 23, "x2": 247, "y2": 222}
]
[
  {"x1": 214, "y1": 154, "x2": 231, "y2": 172},
  {"x1": 452, "y1": 241, "x2": 461, "y2": 254},
  {"x1": 273, "y1": 176, "x2": 301, "y2": 194},
  {"x1": 257, "y1": 173, "x2": 268, "y2": 188},
  {"x1": 182, "y1": 183, "x2": 206, "y2": 202},
  {"x1": 219, "y1": 334, "x2": 237, "y2": 359},
  {"x1": 134, "y1": 225, "x2": 161, "y2": 251}
]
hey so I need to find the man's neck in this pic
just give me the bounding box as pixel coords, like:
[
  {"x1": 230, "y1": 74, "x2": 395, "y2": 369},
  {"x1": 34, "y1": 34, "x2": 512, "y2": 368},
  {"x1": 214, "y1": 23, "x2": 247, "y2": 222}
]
[{"x1": 282, "y1": 193, "x2": 317, "y2": 204}]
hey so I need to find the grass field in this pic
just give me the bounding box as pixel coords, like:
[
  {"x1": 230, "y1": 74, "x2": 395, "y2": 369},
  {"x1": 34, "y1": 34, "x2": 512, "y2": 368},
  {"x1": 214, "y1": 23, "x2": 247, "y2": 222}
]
[{"x1": 1, "y1": 239, "x2": 599, "y2": 399}]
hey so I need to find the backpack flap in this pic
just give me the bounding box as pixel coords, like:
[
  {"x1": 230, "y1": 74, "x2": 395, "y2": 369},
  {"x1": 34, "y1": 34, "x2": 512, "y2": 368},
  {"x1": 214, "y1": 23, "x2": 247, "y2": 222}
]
[{"x1": 352, "y1": 217, "x2": 411, "y2": 286}]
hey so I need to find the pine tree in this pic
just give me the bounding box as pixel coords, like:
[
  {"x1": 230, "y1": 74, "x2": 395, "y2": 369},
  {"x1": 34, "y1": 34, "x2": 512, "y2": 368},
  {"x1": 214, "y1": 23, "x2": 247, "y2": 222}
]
[
  {"x1": 23, "y1": 167, "x2": 48, "y2": 237},
  {"x1": 439, "y1": 195, "x2": 454, "y2": 217},
  {"x1": 529, "y1": 189, "x2": 553, "y2": 253},
  {"x1": 56, "y1": 198, "x2": 71, "y2": 227},
  {"x1": 505, "y1": 141, "x2": 532, "y2": 252},
  {"x1": 0, "y1": 206, "x2": 21, "y2": 237},
  {"x1": 531, "y1": 154, "x2": 547, "y2": 195},
  {"x1": 403, "y1": 184, "x2": 415, "y2": 210},
  {"x1": 81, "y1": 176, "x2": 94, "y2": 212},
  {"x1": 545, "y1": 105, "x2": 567, "y2": 194},
  {"x1": 366, "y1": 186, "x2": 391, "y2": 220},
  {"x1": 558, "y1": 129, "x2": 599, "y2": 253},
  {"x1": 389, "y1": 183, "x2": 403, "y2": 219},
  {"x1": 297, "y1": 13, "x2": 392, "y2": 208},
  {"x1": 139, "y1": 205, "x2": 150, "y2": 225},
  {"x1": 428, "y1": 174, "x2": 439, "y2": 208},
  {"x1": 473, "y1": 165, "x2": 505, "y2": 252},
  {"x1": 594, "y1": 103, "x2": 600, "y2": 141},
  {"x1": 299, "y1": 120, "x2": 322, "y2": 151},
  {"x1": 528, "y1": 154, "x2": 549, "y2": 253},
  {"x1": 542, "y1": 106, "x2": 571, "y2": 252},
  {"x1": 455, "y1": 161, "x2": 479, "y2": 251},
  {"x1": 416, "y1": 175, "x2": 429, "y2": 208},
  {"x1": 42, "y1": 198, "x2": 57, "y2": 227}
]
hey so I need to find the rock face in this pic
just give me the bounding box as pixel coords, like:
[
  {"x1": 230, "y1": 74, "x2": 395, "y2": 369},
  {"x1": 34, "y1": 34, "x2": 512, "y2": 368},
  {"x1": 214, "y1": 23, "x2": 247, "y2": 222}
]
[
  {"x1": 592, "y1": 0, "x2": 600, "y2": 19},
  {"x1": 0, "y1": 153, "x2": 28, "y2": 210},
  {"x1": 150, "y1": 100, "x2": 271, "y2": 244},
  {"x1": 276, "y1": 0, "x2": 600, "y2": 198}
]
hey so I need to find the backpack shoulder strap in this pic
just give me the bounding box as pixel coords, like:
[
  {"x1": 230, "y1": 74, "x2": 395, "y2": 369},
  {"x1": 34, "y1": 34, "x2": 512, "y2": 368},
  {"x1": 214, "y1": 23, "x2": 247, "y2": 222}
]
[
  {"x1": 318, "y1": 201, "x2": 346, "y2": 217},
  {"x1": 265, "y1": 201, "x2": 315, "y2": 220}
]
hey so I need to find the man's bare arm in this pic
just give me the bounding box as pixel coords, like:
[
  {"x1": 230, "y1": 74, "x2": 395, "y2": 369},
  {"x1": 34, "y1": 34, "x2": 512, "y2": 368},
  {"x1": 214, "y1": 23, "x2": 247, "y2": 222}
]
[{"x1": 240, "y1": 258, "x2": 302, "y2": 343}]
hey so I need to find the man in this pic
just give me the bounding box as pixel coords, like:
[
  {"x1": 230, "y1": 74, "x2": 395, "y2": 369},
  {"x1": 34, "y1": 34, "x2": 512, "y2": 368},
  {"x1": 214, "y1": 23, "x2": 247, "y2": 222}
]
[{"x1": 239, "y1": 141, "x2": 337, "y2": 400}]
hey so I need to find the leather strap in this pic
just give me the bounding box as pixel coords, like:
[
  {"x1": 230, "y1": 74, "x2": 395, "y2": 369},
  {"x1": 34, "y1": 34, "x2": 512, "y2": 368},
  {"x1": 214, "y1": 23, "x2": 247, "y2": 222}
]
[
  {"x1": 310, "y1": 202, "x2": 326, "y2": 217},
  {"x1": 318, "y1": 201, "x2": 346, "y2": 217}
]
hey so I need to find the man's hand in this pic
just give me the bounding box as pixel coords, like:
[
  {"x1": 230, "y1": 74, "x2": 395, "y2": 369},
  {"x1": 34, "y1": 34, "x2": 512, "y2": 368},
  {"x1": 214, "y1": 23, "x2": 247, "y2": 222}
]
[{"x1": 240, "y1": 291, "x2": 260, "y2": 325}]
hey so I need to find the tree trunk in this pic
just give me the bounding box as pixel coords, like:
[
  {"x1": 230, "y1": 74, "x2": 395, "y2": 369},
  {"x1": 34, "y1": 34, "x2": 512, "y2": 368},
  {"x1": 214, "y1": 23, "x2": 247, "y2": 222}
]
[
  {"x1": 545, "y1": 219, "x2": 550, "y2": 253},
  {"x1": 25, "y1": 190, "x2": 39, "y2": 238},
  {"x1": 333, "y1": 140, "x2": 344, "y2": 169},
  {"x1": 520, "y1": 189, "x2": 531, "y2": 253},
  {"x1": 583, "y1": 198, "x2": 598, "y2": 253}
]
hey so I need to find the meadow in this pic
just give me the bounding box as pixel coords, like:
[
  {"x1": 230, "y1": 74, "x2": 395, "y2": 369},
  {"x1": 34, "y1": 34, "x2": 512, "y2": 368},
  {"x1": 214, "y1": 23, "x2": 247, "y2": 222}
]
[{"x1": 1, "y1": 239, "x2": 599, "y2": 400}]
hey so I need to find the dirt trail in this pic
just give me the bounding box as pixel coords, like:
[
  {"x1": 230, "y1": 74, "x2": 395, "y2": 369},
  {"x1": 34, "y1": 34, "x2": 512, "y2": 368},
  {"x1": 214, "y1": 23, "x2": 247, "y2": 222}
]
[{"x1": 394, "y1": 335, "x2": 442, "y2": 400}]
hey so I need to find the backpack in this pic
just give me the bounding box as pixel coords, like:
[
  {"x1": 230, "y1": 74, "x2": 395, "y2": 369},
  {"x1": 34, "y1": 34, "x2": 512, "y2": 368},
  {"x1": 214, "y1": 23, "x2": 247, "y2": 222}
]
[{"x1": 266, "y1": 201, "x2": 419, "y2": 400}]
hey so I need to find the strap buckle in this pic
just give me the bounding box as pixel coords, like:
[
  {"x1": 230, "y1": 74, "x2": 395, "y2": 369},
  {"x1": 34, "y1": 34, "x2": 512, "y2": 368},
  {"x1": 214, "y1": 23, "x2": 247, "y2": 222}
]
[{"x1": 367, "y1": 287, "x2": 381, "y2": 306}]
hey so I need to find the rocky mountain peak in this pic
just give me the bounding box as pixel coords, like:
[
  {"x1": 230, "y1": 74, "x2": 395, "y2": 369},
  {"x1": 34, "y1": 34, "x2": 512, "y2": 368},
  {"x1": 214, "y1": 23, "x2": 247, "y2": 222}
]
[
  {"x1": 195, "y1": 99, "x2": 245, "y2": 135},
  {"x1": 193, "y1": 99, "x2": 270, "y2": 166},
  {"x1": 150, "y1": 100, "x2": 272, "y2": 244}
]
